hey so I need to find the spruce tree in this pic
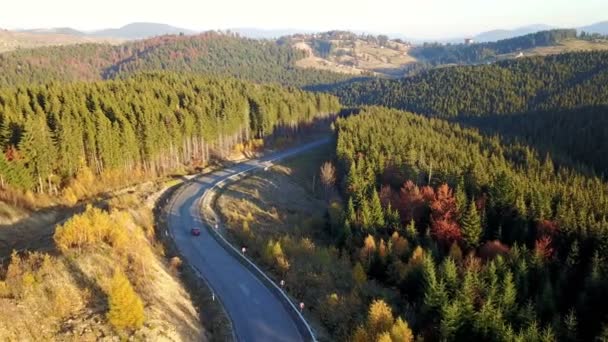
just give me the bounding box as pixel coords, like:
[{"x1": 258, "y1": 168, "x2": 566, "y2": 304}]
[
  {"x1": 461, "y1": 199, "x2": 482, "y2": 249},
  {"x1": 370, "y1": 190, "x2": 385, "y2": 229}
]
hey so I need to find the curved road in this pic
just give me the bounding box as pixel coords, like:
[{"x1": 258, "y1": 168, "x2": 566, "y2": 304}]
[{"x1": 167, "y1": 139, "x2": 329, "y2": 342}]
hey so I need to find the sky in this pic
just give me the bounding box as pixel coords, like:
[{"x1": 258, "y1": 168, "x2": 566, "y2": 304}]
[{"x1": 1, "y1": 0, "x2": 607, "y2": 38}]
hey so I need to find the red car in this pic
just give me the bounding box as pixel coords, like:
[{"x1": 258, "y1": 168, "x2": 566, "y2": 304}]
[{"x1": 191, "y1": 227, "x2": 201, "y2": 236}]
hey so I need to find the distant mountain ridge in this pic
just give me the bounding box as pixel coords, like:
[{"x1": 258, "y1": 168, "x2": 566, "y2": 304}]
[
  {"x1": 20, "y1": 27, "x2": 87, "y2": 36},
  {"x1": 579, "y1": 21, "x2": 608, "y2": 35},
  {"x1": 472, "y1": 24, "x2": 555, "y2": 42},
  {"x1": 7, "y1": 20, "x2": 608, "y2": 45},
  {"x1": 90, "y1": 22, "x2": 195, "y2": 39}
]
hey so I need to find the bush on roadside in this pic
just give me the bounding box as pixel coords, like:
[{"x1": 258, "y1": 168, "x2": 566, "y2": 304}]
[{"x1": 106, "y1": 268, "x2": 145, "y2": 331}]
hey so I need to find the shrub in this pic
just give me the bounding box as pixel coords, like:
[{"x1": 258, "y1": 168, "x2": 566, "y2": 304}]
[
  {"x1": 54, "y1": 205, "x2": 130, "y2": 253},
  {"x1": 106, "y1": 269, "x2": 145, "y2": 331}
]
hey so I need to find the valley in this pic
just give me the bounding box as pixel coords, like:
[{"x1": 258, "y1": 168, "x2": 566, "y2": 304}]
[{"x1": 2, "y1": 8, "x2": 608, "y2": 342}]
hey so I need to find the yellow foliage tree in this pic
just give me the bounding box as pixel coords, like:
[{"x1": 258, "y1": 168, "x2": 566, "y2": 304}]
[
  {"x1": 352, "y1": 325, "x2": 370, "y2": 342},
  {"x1": 107, "y1": 269, "x2": 145, "y2": 331},
  {"x1": 377, "y1": 332, "x2": 393, "y2": 342},
  {"x1": 368, "y1": 299, "x2": 394, "y2": 338},
  {"x1": 361, "y1": 234, "x2": 377, "y2": 266},
  {"x1": 390, "y1": 317, "x2": 414, "y2": 342},
  {"x1": 54, "y1": 205, "x2": 129, "y2": 253}
]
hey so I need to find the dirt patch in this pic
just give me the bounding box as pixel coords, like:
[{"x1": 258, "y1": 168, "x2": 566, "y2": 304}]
[{"x1": 296, "y1": 55, "x2": 367, "y2": 75}]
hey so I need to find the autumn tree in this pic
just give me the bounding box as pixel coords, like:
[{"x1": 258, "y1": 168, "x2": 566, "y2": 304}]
[
  {"x1": 430, "y1": 184, "x2": 462, "y2": 247},
  {"x1": 320, "y1": 161, "x2": 336, "y2": 200},
  {"x1": 107, "y1": 269, "x2": 145, "y2": 331}
]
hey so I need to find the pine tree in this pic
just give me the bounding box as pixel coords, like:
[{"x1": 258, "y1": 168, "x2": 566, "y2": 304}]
[
  {"x1": 370, "y1": 190, "x2": 385, "y2": 229},
  {"x1": 423, "y1": 254, "x2": 447, "y2": 317},
  {"x1": 501, "y1": 271, "x2": 517, "y2": 315},
  {"x1": 461, "y1": 199, "x2": 482, "y2": 249},
  {"x1": 455, "y1": 177, "x2": 467, "y2": 216},
  {"x1": 346, "y1": 197, "x2": 357, "y2": 224},
  {"x1": 360, "y1": 199, "x2": 373, "y2": 231},
  {"x1": 405, "y1": 219, "x2": 418, "y2": 242},
  {"x1": 440, "y1": 302, "x2": 462, "y2": 341},
  {"x1": 107, "y1": 269, "x2": 145, "y2": 331},
  {"x1": 563, "y1": 309, "x2": 577, "y2": 342},
  {"x1": 19, "y1": 114, "x2": 57, "y2": 193},
  {"x1": 385, "y1": 203, "x2": 401, "y2": 232},
  {"x1": 441, "y1": 257, "x2": 458, "y2": 295}
]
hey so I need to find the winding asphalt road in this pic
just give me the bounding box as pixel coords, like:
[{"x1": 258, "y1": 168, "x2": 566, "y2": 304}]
[{"x1": 167, "y1": 139, "x2": 329, "y2": 342}]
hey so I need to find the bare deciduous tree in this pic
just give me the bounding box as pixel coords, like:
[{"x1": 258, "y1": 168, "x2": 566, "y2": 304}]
[{"x1": 320, "y1": 161, "x2": 336, "y2": 190}]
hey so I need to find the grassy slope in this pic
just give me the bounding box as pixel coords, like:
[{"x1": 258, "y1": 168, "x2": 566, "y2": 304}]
[
  {"x1": 496, "y1": 38, "x2": 608, "y2": 59},
  {"x1": 0, "y1": 181, "x2": 204, "y2": 340},
  {"x1": 294, "y1": 38, "x2": 416, "y2": 77}
]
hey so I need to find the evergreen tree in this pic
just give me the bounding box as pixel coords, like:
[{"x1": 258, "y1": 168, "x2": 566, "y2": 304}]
[
  {"x1": 19, "y1": 114, "x2": 57, "y2": 193},
  {"x1": 441, "y1": 302, "x2": 462, "y2": 341},
  {"x1": 370, "y1": 190, "x2": 385, "y2": 229},
  {"x1": 346, "y1": 197, "x2": 357, "y2": 224},
  {"x1": 461, "y1": 199, "x2": 482, "y2": 249}
]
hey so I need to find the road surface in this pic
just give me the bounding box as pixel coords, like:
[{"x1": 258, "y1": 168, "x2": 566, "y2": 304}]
[{"x1": 167, "y1": 139, "x2": 329, "y2": 342}]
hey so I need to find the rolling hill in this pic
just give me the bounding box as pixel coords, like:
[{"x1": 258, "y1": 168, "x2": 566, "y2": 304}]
[
  {"x1": 0, "y1": 29, "x2": 120, "y2": 53},
  {"x1": 0, "y1": 31, "x2": 352, "y2": 87},
  {"x1": 333, "y1": 50, "x2": 608, "y2": 117}
]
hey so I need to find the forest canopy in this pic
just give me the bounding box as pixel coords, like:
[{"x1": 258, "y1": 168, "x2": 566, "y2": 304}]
[
  {"x1": 331, "y1": 106, "x2": 608, "y2": 341},
  {"x1": 411, "y1": 29, "x2": 578, "y2": 65},
  {"x1": 333, "y1": 50, "x2": 608, "y2": 117},
  {"x1": 0, "y1": 72, "x2": 340, "y2": 194}
]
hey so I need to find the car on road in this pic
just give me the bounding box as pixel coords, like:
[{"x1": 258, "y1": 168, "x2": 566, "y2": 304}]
[{"x1": 191, "y1": 227, "x2": 201, "y2": 236}]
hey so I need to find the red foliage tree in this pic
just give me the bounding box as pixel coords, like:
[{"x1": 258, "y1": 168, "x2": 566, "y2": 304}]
[
  {"x1": 479, "y1": 240, "x2": 510, "y2": 259},
  {"x1": 398, "y1": 181, "x2": 432, "y2": 224},
  {"x1": 535, "y1": 236, "x2": 554, "y2": 260},
  {"x1": 430, "y1": 184, "x2": 462, "y2": 246},
  {"x1": 536, "y1": 220, "x2": 559, "y2": 238}
]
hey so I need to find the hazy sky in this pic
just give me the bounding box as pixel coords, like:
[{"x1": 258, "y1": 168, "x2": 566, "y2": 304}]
[{"x1": 2, "y1": 0, "x2": 606, "y2": 38}]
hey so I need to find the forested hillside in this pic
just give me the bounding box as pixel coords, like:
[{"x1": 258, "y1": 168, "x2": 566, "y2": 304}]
[
  {"x1": 459, "y1": 105, "x2": 608, "y2": 176},
  {"x1": 0, "y1": 72, "x2": 340, "y2": 197},
  {"x1": 334, "y1": 50, "x2": 608, "y2": 117},
  {"x1": 0, "y1": 32, "x2": 351, "y2": 87},
  {"x1": 331, "y1": 106, "x2": 608, "y2": 341},
  {"x1": 411, "y1": 29, "x2": 578, "y2": 64}
]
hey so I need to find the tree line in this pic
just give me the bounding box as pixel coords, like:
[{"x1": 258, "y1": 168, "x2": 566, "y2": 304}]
[
  {"x1": 0, "y1": 31, "x2": 352, "y2": 88},
  {"x1": 328, "y1": 106, "x2": 608, "y2": 341},
  {"x1": 458, "y1": 105, "x2": 608, "y2": 177},
  {"x1": 411, "y1": 29, "x2": 578, "y2": 65},
  {"x1": 0, "y1": 72, "x2": 340, "y2": 195}
]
